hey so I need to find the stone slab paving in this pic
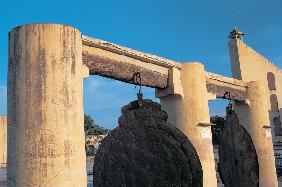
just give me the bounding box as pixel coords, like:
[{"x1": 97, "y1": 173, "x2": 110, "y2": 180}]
[
  {"x1": 0, "y1": 165, "x2": 281, "y2": 186},
  {"x1": 0, "y1": 158, "x2": 95, "y2": 187}
]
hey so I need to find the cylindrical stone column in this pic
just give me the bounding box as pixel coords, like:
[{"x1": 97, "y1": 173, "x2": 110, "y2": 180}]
[
  {"x1": 160, "y1": 62, "x2": 217, "y2": 187},
  {"x1": 8, "y1": 24, "x2": 86, "y2": 186},
  {"x1": 247, "y1": 81, "x2": 278, "y2": 187},
  {"x1": 0, "y1": 116, "x2": 7, "y2": 168}
]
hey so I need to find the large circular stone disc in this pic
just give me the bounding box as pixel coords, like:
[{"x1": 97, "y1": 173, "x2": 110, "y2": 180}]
[
  {"x1": 93, "y1": 99, "x2": 203, "y2": 187},
  {"x1": 219, "y1": 110, "x2": 259, "y2": 187}
]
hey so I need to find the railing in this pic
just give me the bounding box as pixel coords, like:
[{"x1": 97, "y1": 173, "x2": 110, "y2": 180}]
[{"x1": 87, "y1": 171, "x2": 94, "y2": 187}]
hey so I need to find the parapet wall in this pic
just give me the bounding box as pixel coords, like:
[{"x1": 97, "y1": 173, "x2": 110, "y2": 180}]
[
  {"x1": 229, "y1": 39, "x2": 282, "y2": 81},
  {"x1": 0, "y1": 116, "x2": 7, "y2": 168}
]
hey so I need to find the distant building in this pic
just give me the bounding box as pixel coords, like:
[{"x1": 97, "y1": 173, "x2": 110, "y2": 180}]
[{"x1": 85, "y1": 134, "x2": 107, "y2": 156}]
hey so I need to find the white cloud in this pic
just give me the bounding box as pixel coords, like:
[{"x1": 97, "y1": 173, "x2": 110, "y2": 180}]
[
  {"x1": 83, "y1": 76, "x2": 158, "y2": 129},
  {"x1": 83, "y1": 75, "x2": 228, "y2": 129},
  {"x1": 0, "y1": 76, "x2": 159, "y2": 129},
  {"x1": 0, "y1": 76, "x2": 234, "y2": 128}
]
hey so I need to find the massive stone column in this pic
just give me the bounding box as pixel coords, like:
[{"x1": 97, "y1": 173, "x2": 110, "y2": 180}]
[
  {"x1": 0, "y1": 116, "x2": 7, "y2": 168},
  {"x1": 158, "y1": 63, "x2": 217, "y2": 187},
  {"x1": 8, "y1": 24, "x2": 86, "y2": 186},
  {"x1": 235, "y1": 81, "x2": 278, "y2": 187}
]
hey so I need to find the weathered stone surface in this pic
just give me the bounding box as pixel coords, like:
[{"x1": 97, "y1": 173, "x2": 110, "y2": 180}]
[
  {"x1": 160, "y1": 63, "x2": 217, "y2": 186},
  {"x1": 82, "y1": 35, "x2": 181, "y2": 69},
  {"x1": 206, "y1": 72, "x2": 248, "y2": 101},
  {"x1": 82, "y1": 51, "x2": 168, "y2": 88},
  {"x1": 206, "y1": 83, "x2": 247, "y2": 101},
  {"x1": 8, "y1": 24, "x2": 86, "y2": 187},
  {"x1": 219, "y1": 110, "x2": 259, "y2": 187},
  {"x1": 0, "y1": 116, "x2": 7, "y2": 168},
  {"x1": 229, "y1": 37, "x2": 280, "y2": 185},
  {"x1": 82, "y1": 34, "x2": 250, "y2": 101},
  {"x1": 93, "y1": 99, "x2": 203, "y2": 187}
]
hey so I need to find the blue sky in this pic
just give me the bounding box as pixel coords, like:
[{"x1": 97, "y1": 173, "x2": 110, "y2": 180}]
[{"x1": 0, "y1": 0, "x2": 281, "y2": 129}]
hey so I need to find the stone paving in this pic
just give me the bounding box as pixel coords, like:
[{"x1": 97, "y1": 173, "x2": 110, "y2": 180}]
[
  {"x1": 0, "y1": 157, "x2": 95, "y2": 187},
  {"x1": 0, "y1": 160, "x2": 281, "y2": 187}
]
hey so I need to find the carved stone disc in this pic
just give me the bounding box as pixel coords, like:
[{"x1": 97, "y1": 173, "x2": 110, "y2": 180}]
[
  {"x1": 93, "y1": 99, "x2": 203, "y2": 187},
  {"x1": 219, "y1": 110, "x2": 259, "y2": 187}
]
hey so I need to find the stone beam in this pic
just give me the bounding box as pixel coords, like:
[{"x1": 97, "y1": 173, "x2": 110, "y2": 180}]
[
  {"x1": 82, "y1": 35, "x2": 247, "y2": 100},
  {"x1": 206, "y1": 72, "x2": 248, "y2": 101},
  {"x1": 82, "y1": 35, "x2": 180, "y2": 88}
]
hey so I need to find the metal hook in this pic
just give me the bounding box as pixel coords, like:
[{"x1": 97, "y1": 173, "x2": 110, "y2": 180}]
[
  {"x1": 223, "y1": 92, "x2": 231, "y2": 102},
  {"x1": 223, "y1": 91, "x2": 233, "y2": 114},
  {"x1": 130, "y1": 72, "x2": 143, "y2": 106}
]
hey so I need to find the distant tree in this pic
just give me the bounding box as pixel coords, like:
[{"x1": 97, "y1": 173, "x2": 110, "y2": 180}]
[
  {"x1": 210, "y1": 115, "x2": 226, "y2": 145},
  {"x1": 84, "y1": 115, "x2": 111, "y2": 135}
]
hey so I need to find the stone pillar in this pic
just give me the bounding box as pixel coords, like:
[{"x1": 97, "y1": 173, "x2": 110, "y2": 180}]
[
  {"x1": 159, "y1": 63, "x2": 217, "y2": 187},
  {"x1": 0, "y1": 116, "x2": 7, "y2": 168},
  {"x1": 246, "y1": 81, "x2": 277, "y2": 186},
  {"x1": 8, "y1": 24, "x2": 86, "y2": 186}
]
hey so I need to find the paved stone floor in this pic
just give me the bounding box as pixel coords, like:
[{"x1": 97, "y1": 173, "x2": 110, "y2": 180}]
[
  {"x1": 0, "y1": 157, "x2": 95, "y2": 187},
  {"x1": 0, "y1": 160, "x2": 281, "y2": 187}
]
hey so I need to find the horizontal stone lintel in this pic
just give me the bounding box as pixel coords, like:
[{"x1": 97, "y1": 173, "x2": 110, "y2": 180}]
[
  {"x1": 206, "y1": 82, "x2": 247, "y2": 101},
  {"x1": 82, "y1": 35, "x2": 181, "y2": 69},
  {"x1": 82, "y1": 35, "x2": 248, "y2": 100},
  {"x1": 82, "y1": 51, "x2": 168, "y2": 88}
]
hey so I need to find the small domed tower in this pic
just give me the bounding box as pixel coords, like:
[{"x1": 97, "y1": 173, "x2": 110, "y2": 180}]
[{"x1": 228, "y1": 27, "x2": 245, "y2": 41}]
